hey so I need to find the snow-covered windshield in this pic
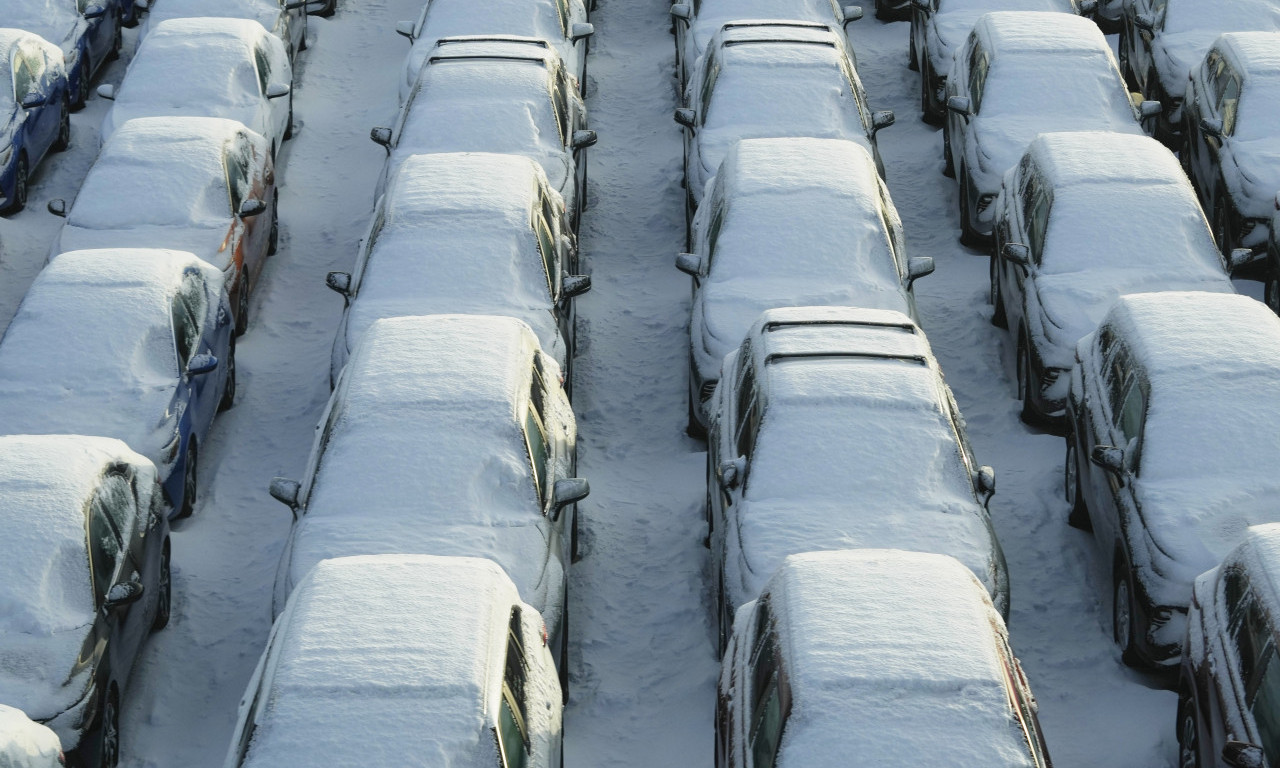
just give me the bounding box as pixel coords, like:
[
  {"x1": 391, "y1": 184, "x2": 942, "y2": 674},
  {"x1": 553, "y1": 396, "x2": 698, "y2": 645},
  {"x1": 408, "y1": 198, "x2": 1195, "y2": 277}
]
[
  {"x1": 981, "y1": 54, "x2": 1131, "y2": 118},
  {"x1": 1162, "y1": 0, "x2": 1280, "y2": 36},
  {"x1": 124, "y1": 40, "x2": 261, "y2": 110},
  {"x1": 0, "y1": 0, "x2": 77, "y2": 43},
  {"x1": 703, "y1": 44, "x2": 864, "y2": 136},
  {"x1": 70, "y1": 143, "x2": 231, "y2": 229},
  {"x1": 1234, "y1": 78, "x2": 1280, "y2": 141}
]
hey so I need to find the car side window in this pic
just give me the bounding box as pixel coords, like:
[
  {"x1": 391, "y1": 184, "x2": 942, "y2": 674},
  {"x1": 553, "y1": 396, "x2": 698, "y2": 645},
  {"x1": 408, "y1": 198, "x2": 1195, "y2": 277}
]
[
  {"x1": 1218, "y1": 72, "x2": 1241, "y2": 136},
  {"x1": 497, "y1": 609, "x2": 530, "y2": 768},
  {"x1": 1102, "y1": 338, "x2": 1131, "y2": 417},
  {"x1": 253, "y1": 44, "x2": 272, "y2": 95},
  {"x1": 1116, "y1": 377, "x2": 1146, "y2": 469},
  {"x1": 88, "y1": 492, "x2": 124, "y2": 604},
  {"x1": 99, "y1": 471, "x2": 138, "y2": 541},
  {"x1": 748, "y1": 614, "x2": 786, "y2": 768},
  {"x1": 699, "y1": 52, "x2": 721, "y2": 121},
  {"x1": 552, "y1": 0, "x2": 571, "y2": 35},
  {"x1": 967, "y1": 44, "x2": 989, "y2": 113},
  {"x1": 704, "y1": 201, "x2": 727, "y2": 270},
  {"x1": 172, "y1": 294, "x2": 201, "y2": 367},
  {"x1": 734, "y1": 359, "x2": 756, "y2": 437},
  {"x1": 1250, "y1": 645, "x2": 1280, "y2": 762},
  {"x1": 524, "y1": 400, "x2": 551, "y2": 503},
  {"x1": 534, "y1": 214, "x2": 558, "y2": 298},
  {"x1": 11, "y1": 50, "x2": 34, "y2": 103},
  {"x1": 1026, "y1": 191, "x2": 1051, "y2": 265},
  {"x1": 736, "y1": 397, "x2": 762, "y2": 462},
  {"x1": 551, "y1": 67, "x2": 570, "y2": 142},
  {"x1": 1019, "y1": 164, "x2": 1039, "y2": 227},
  {"x1": 224, "y1": 136, "x2": 254, "y2": 213},
  {"x1": 878, "y1": 184, "x2": 905, "y2": 271}
]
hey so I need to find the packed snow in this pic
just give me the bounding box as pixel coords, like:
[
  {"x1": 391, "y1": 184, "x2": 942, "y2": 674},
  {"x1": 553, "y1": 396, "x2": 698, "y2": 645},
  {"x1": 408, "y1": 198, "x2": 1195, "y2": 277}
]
[{"x1": 0, "y1": 703, "x2": 64, "y2": 768}]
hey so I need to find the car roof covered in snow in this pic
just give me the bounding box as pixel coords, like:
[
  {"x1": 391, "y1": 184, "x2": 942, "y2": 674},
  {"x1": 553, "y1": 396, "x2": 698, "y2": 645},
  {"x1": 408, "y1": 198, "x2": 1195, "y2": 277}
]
[
  {"x1": 0, "y1": 3, "x2": 78, "y2": 46},
  {"x1": 975, "y1": 10, "x2": 1107, "y2": 55},
  {"x1": 242, "y1": 555, "x2": 524, "y2": 767},
  {"x1": 142, "y1": 0, "x2": 285, "y2": 41},
  {"x1": 1225, "y1": 524, "x2": 1280, "y2": 609},
  {"x1": 1027, "y1": 131, "x2": 1187, "y2": 188},
  {"x1": 1215, "y1": 31, "x2": 1280, "y2": 80},
  {"x1": 756, "y1": 549, "x2": 1037, "y2": 766}
]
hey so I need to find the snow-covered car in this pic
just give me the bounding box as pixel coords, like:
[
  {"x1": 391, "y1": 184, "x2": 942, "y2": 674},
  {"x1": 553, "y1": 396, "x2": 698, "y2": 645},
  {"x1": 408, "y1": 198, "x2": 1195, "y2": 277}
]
[
  {"x1": 706, "y1": 306, "x2": 1007, "y2": 649},
  {"x1": 1064, "y1": 291, "x2": 1280, "y2": 670},
  {"x1": 909, "y1": 0, "x2": 1086, "y2": 123},
  {"x1": 1179, "y1": 523, "x2": 1280, "y2": 768},
  {"x1": 675, "y1": 21, "x2": 894, "y2": 224},
  {"x1": 140, "y1": 0, "x2": 312, "y2": 61},
  {"x1": 677, "y1": 137, "x2": 933, "y2": 435},
  {"x1": 96, "y1": 18, "x2": 293, "y2": 157},
  {"x1": 990, "y1": 131, "x2": 1239, "y2": 427},
  {"x1": 1120, "y1": 0, "x2": 1280, "y2": 146},
  {"x1": 392, "y1": 0, "x2": 592, "y2": 103},
  {"x1": 0, "y1": 705, "x2": 63, "y2": 768},
  {"x1": 0, "y1": 0, "x2": 120, "y2": 110},
  {"x1": 0, "y1": 248, "x2": 235, "y2": 520},
  {"x1": 47, "y1": 116, "x2": 278, "y2": 336},
  {"x1": 1183, "y1": 31, "x2": 1280, "y2": 263},
  {"x1": 371, "y1": 37, "x2": 595, "y2": 229},
  {"x1": 0, "y1": 29, "x2": 70, "y2": 214},
  {"x1": 0, "y1": 435, "x2": 171, "y2": 768},
  {"x1": 324, "y1": 152, "x2": 589, "y2": 386},
  {"x1": 668, "y1": 0, "x2": 861, "y2": 88},
  {"x1": 943, "y1": 12, "x2": 1156, "y2": 244},
  {"x1": 717, "y1": 550, "x2": 1051, "y2": 767},
  {"x1": 266, "y1": 315, "x2": 588, "y2": 692},
  {"x1": 224, "y1": 555, "x2": 562, "y2": 768}
]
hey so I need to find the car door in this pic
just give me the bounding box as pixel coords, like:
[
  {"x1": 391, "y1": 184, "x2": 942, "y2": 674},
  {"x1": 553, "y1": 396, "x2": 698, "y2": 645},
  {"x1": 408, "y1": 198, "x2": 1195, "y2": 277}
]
[
  {"x1": 497, "y1": 608, "x2": 534, "y2": 768},
  {"x1": 1080, "y1": 330, "x2": 1127, "y2": 538},
  {"x1": 743, "y1": 611, "x2": 789, "y2": 768},
  {"x1": 98, "y1": 469, "x2": 155, "y2": 677},
  {"x1": 1099, "y1": 371, "x2": 1147, "y2": 567},
  {"x1": 1130, "y1": 0, "x2": 1164, "y2": 92},
  {"x1": 1228, "y1": 589, "x2": 1280, "y2": 763},
  {"x1": 88, "y1": 478, "x2": 140, "y2": 687},
  {"x1": 76, "y1": 0, "x2": 115, "y2": 74},
  {"x1": 12, "y1": 48, "x2": 55, "y2": 163},
  {"x1": 172, "y1": 274, "x2": 220, "y2": 439},
  {"x1": 1009, "y1": 177, "x2": 1050, "y2": 341}
]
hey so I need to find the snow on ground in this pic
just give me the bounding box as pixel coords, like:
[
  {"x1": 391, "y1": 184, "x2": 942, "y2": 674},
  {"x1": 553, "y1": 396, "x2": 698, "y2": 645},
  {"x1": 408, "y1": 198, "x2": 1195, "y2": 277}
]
[{"x1": 0, "y1": 0, "x2": 1245, "y2": 765}]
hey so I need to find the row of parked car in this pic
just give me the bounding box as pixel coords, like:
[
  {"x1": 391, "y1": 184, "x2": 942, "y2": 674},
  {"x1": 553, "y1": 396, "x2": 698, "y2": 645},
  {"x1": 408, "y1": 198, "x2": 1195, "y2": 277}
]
[
  {"x1": 909, "y1": 1, "x2": 1280, "y2": 766},
  {"x1": 0, "y1": 0, "x2": 318, "y2": 763}
]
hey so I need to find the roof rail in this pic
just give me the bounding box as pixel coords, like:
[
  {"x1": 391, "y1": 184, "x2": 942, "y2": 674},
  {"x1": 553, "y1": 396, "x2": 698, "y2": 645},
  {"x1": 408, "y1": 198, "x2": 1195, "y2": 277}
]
[
  {"x1": 436, "y1": 36, "x2": 550, "y2": 48},
  {"x1": 722, "y1": 38, "x2": 836, "y2": 49},
  {"x1": 764, "y1": 351, "x2": 928, "y2": 366},
  {"x1": 427, "y1": 54, "x2": 549, "y2": 65},
  {"x1": 763, "y1": 318, "x2": 918, "y2": 334}
]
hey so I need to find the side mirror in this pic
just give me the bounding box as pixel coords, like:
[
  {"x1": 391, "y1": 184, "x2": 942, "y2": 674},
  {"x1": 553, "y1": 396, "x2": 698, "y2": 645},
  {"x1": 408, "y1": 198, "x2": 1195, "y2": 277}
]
[
  {"x1": 718, "y1": 456, "x2": 745, "y2": 491},
  {"x1": 283, "y1": 0, "x2": 313, "y2": 7},
  {"x1": 266, "y1": 82, "x2": 291, "y2": 99},
  {"x1": 911, "y1": 0, "x2": 928, "y2": 9},
  {"x1": 1077, "y1": 0, "x2": 1097, "y2": 12},
  {"x1": 325, "y1": 271, "x2": 352, "y2": 297},
  {"x1": 551, "y1": 477, "x2": 590, "y2": 521},
  {"x1": 975, "y1": 465, "x2": 997, "y2": 502},
  {"x1": 675, "y1": 251, "x2": 702, "y2": 277},
  {"x1": 1200, "y1": 116, "x2": 1224, "y2": 139},
  {"x1": 238, "y1": 198, "x2": 267, "y2": 218},
  {"x1": 946, "y1": 95, "x2": 970, "y2": 119},
  {"x1": 570, "y1": 22, "x2": 594, "y2": 42},
  {"x1": 1223, "y1": 742, "x2": 1266, "y2": 768},
  {"x1": 269, "y1": 477, "x2": 301, "y2": 510},
  {"x1": 1133, "y1": 12, "x2": 1155, "y2": 32},
  {"x1": 840, "y1": 4, "x2": 863, "y2": 22},
  {"x1": 47, "y1": 199, "x2": 66, "y2": 217},
  {"x1": 871, "y1": 110, "x2": 895, "y2": 133},
  {"x1": 83, "y1": 3, "x2": 107, "y2": 18},
  {"x1": 1138, "y1": 100, "x2": 1162, "y2": 119},
  {"x1": 20, "y1": 92, "x2": 46, "y2": 109},
  {"x1": 561, "y1": 274, "x2": 591, "y2": 299},
  {"x1": 674, "y1": 107, "x2": 696, "y2": 129},
  {"x1": 394, "y1": 20, "x2": 415, "y2": 40},
  {"x1": 1003, "y1": 242, "x2": 1030, "y2": 267},
  {"x1": 1229, "y1": 247, "x2": 1255, "y2": 271},
  {"x1": 571, "y1": 129, "x2": 597, "y2": 151},
  {"x1": 669, "y1": 2, "x2": 691, "y2": 20},
  {"x1": 906, "y1": 256, "x2": 934, "y2": 288},
  {"x1": 370, "y1": 126, "x2": 393, "y2": 148},
  {"x1": 103, "y1": 581, "x2": 144, "y2": 610},
  {"x1": 186, "y1": 353, "x2": 219, "y2": 377},
  {"x1": 96, "y1": 84, "x2": 115, "y2": 100},
  {"x1": 1090, "y1": 445, "x2": 1125, "y2": 475}
]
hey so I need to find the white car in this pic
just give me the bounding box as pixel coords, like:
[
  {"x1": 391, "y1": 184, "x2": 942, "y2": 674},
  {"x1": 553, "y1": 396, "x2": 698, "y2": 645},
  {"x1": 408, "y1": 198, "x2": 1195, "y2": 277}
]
[
  {"x1": 0, "y1": 704, "x2": 64, "y2": 768},
  {"x1": 706, "y1": 306, "x2": 1007, "y2": 647},
  {"x1": 718, "y1": 550, "x2": 1051, "y2": 767},
  {"x1": 97, "y1": 18, "x2": 293, "y2": 156},
  {"x1": 47, "y1": 116, "x2": 278, "y2": 336},
  {"x1": 675, "y1": 21, "x2": 894, "y2": 225},
  {"x1": 266, "y1": 315, "x2": 588, "y2": 691},
  {"x1": 140, "y1": 0, "x2": 311, "y2": 61},
  {"x1": 392, "y1": 0, "x2": 592, "y2": 102},
  {"x1": 669, "y1": 0, "x2": 862, "y2": 88},
  {"x1": 943, "y1": 11, "x2": 1156, "y2": 243},
  {"x1": 224, "y1": 555, "x2": 563, "y2": 768},
  {"x1": 324, "y1": 152, "x2": 589, "y2": 385},
  {"x1": 371, "y1": 36, "x2": 595, "y2": 229},
  {"x1": 677, "y1": 137, "x2": 933, "y2": 434}
]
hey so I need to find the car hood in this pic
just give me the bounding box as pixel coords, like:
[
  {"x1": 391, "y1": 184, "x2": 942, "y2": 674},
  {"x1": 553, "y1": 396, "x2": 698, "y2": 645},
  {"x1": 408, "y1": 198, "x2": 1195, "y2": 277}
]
[
  {"x1": 0, "y1": 627, "x2": 92, "y2": 723},
  {"x1": 930, "y1": 13, "x2": 985, "y2": 69},
  {"x1": 56, "y1": 224, "x2": 232, "y2": 272},
  {"x1": 973, "y1": 115, "x2": 1139, "y2": 180},
  {"x1": 1155, "y1": 32, "x2": 1218, "y2": 97},
  {"x1": 1138, "y1": 478, "x2": 1280, "y2": 582},
  {"x1": 699, "y1": 124, "x2": 870, "y2": 181},
  {"x1": 0, "y1": 385, "x2": 178, "y2": 467},
  {"x1": 1226, "y1": 140, "x2": 1280, "y2": 214},
  {"x1": 348, "y1": 300, "x2": 566, "y2": 369}
]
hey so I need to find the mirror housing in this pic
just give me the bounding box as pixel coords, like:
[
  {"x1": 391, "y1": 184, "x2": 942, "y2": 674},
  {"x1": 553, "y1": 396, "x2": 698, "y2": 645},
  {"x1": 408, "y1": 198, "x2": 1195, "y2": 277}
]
[
  {"x1": 841, "y1": 4, "x2": 863, "y2": 22},
  {"x1": 20, "y1": 92, "x2": 46, "y2": 109},
  {"x1": 562, "y1": 274, "x2": 591, "y2": 299},
  {"x1": 946, "y1": 95, "x2": 970, "y2": 119},
  {"x1": 269, "y1": 477, "x2": 301, "y2": 510},
  {"x1": 669, "y1": 2, "x2": 691, "y2": 20},
  {"x1": 571, "y1": 129, "x2": 597, "y2": 151},
  {"x1": 325, "y1": 271, "x2": 352, "y2": 297},
  {"x1": 83, "y1": 3, "x2": 108, "y2": 18},
  {"x1": 96, "y1": 84, "x2": 115, "y2": 101},
  {"x1": 906, "y1": 256, "x2": 934, "y2": 287},
  {"x1": 266, "y1": 82, "x2": 291, "y2": 99},
  {"x1": 104, "y1": 581, "x2": 144, "y2": 610},
  {"x1": 186, "y1": 353, "x2": 219, "y2": 377},
  {"x1": 871, "y1": 110, "x2": 895, "y2": 133},
  {"x1": 1138, "y1": 100, "x2": 1162, "y2": 119},
  {"x1": 1077, "y1": 0, "x2": 1097, "y2": 12},
  {"x1": 370, "y1": 126, "x2": 393, "y2": 149},
  {"x1": 1133, "y1": 12, "x2": 1155, "y2": 32},
  {"x1": 571, "y1": 22, "x2": 594, "y2": 42},
  {"x1": 1090, "y1": 445, "x2": 1125, "y2": 475},
  {"x1": 1200, "y1": 116, "x2": 1224, "y2": 139},
  {"x1": 1003, "y1": 242, "x2": 1031, "y2": 266},
  {"x1": 675, "y1": 252, "x2": 702, "y2": 277},
  {"x1": 674, "y1": 107, "x2": 696, "y2": 129},
  {"x1": 718, "y1": 457, "x2": 745, "y2": 492},
  {"x1": 1229, "y1": 247, "x2": 1255, "y2": 271},
  {"x1": 394, "y1": 20, "x2": 415, "y2": 40},
  {"x1": 47, "y1": 199, "x2": 66, "y2": 217},
  {"x1": 975, "y1": 465, "x2": 997, "y2": 503},
  {"x1": 238, "y1": 198, "x2": 267, "y2": 219},
  {"x1": 1223, "y1": 742, "x2": 1266, "y2": 768},
  {"x1": 551, "y1": 477, "x2": 590, "y2": 521}
]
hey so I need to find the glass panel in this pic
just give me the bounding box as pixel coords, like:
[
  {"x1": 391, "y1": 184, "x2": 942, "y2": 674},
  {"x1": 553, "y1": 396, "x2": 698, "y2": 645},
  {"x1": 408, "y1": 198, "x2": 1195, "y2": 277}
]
[
  {"x1": 253, "y1": 45, "x2": 271, "y2": 94},
  {"x1": 535, "y1": 216, "x2": 557, "y2": 297},
  {"x1": 749, "y1": 679, "x2": 784, "y2": 768},
  {"x1": 88, "y1": 500, "x2": 122, "y2": 603},
  {"x1": 525, "y1": 407, "x2": 550, "y2": 500},
  {"x1": 1251, "y1": 646, "x2": 1280, "y2": 761},
  {"x1": 1220, "y1": 75, "x2": 1241, "y2": 136}
]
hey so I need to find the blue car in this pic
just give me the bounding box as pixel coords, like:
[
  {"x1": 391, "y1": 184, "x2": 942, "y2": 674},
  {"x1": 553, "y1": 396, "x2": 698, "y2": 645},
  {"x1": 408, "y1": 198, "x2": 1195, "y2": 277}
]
[
  {"x1": 0, "y1": 248, "x2": 236, "y2": 520},
  {"x1": 0, "y1": 29, "x2": 70, "y2": 213},
  {"x1": 0, "y1": 0, "x2": 120, "y2": 110}
]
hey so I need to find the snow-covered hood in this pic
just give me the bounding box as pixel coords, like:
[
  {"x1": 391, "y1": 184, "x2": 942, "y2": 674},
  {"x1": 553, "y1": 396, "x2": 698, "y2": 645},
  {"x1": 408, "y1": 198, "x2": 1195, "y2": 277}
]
[
  {"x1": 973, "y1": 114, "x2": 1137, "y2": 181},
  {"x1": 56, "y1": 224, "x2": 232, "y2": 272},
  {"x1": 104, "y1": 102, "x2": 257, "y2": 148},
  {"x1": 0, "y1": 385, "x2": 179, "y2": 466},
  {"x1": 1155, "y1": 31, "x2": 1218, "y2": 98},
  {"x1": 1226, "y1": 140, "x2": 1280, "y2": 216},
  {"x1": 930, "y1": 12, "x2": 986, "y2": 70},
  {"x1": 348, "y1": 300, "x2": 565, "y2": 369},
  {"x1": 698, "y1": 124, "x2": 868, "y2": 181},
  {"x1": 0, "y1": 628, "x2": 92, "y2": 723}
]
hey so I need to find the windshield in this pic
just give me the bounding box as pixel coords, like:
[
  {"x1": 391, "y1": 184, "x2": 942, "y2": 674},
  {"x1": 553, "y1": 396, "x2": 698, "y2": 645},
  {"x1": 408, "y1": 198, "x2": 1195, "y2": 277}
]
[
  {"x1": 1162, "y1": 0, "x2": 1280, "y2": 35},
  {"x1": 70, "y1": 144, "x2": 231, "y2": 229},
  {"x1": 125, "y1": 42, "x2": 261, "y2": 109},
  {"x1": 703, "y1": 45, "x2": 863, "y2": 137},
  {"x1": 0, "y1": 0, "x2": 76, "y2": 41},
  {"x1": 981, "y1": 55, "x2": 1130, "y2": 118},
  {"x1": 1233, "y1": 78, "x2": 1280, "y2": 141}
]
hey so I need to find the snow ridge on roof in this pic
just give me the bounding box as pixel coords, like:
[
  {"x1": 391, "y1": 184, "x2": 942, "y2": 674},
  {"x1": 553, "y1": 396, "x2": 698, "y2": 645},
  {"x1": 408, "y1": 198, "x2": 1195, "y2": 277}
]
[{"x1": 977, "y1": 11, "x2": 1107, "y2": 54}]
